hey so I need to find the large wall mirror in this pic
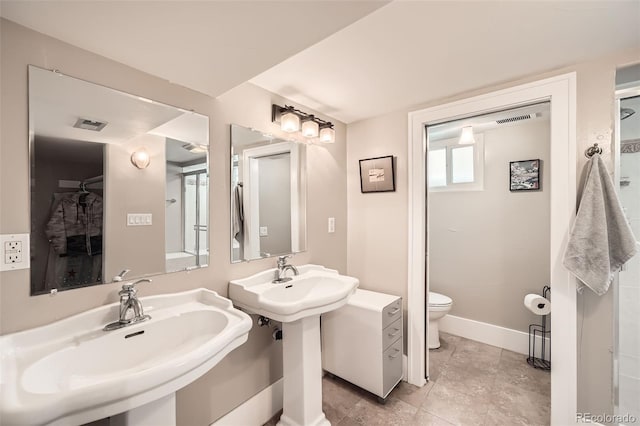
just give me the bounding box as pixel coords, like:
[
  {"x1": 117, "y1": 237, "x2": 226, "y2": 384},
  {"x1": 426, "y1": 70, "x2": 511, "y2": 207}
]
[
  {"x1": 29, "y1": 65, "x2": 210, "y2": 295},
  {"x1": 230, "y1": 124, "x2": 307, "y2": 262}
]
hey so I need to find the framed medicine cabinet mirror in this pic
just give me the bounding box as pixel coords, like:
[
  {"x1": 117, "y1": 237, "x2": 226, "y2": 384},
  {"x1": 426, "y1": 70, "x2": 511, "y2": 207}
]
[
  {"x1": 230, "y1": 124, "x2": 307, "y2": 263},
  {"x1": 29, "y1": 65, "x2": 210, "y2": 295}
]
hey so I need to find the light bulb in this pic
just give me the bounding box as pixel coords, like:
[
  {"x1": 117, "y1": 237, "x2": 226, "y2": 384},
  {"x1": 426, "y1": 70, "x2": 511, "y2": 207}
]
[
  {"x1": 131, "y1": 149, "x2": 150, "y2": 169},
  {"x1": 301, "y1": 119, "x2": 319, "y2": 138},
  {"x1": 319, "y1": 126, "x2": 335, "y2": 143},
  {"x1": 281, "y1": 111, "x2": 300, "y2": 133}
]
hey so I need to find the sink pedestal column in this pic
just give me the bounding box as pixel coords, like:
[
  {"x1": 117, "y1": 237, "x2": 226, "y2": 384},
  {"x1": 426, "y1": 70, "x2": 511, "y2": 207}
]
[
  {"x1": 110, "y1": 393, "x2": 176, "y2": 426},
  {"x1": 277, "y1": 315, "x2": 329, "y2": 426}
]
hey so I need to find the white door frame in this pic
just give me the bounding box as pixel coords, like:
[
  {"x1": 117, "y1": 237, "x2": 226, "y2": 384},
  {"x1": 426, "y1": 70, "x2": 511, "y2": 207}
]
[
  {"x1": 407, "y1": 73, "x2": 577, "y2": 425},
  {"x1": 242, "y1": 142, "x2": 300, "y2": 258}
]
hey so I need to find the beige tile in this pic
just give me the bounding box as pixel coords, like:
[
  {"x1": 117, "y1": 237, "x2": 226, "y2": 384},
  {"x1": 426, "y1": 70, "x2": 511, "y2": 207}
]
[
  {"x1": 436, "y1": 361, "x2": 498, "y2": 398},
  {"x1": 413, "y1": 409, "x2": 456, "y2": 425},
  {"x1": 389, "y1": 380, "x2": 435, "y2": 408},
  {"x1": 322, "y1": 375, "x2": 364, "y2": 418},
  {"x1": 347, "y1": 396, "x2": 418, "y2": 426},
  {"x1": 496, "y1": 353, "x2": 551, "y2": 397},
  {"x1": 491, "y1": 380, "x2": 550, "y2": 425},
  {"x1": 421, "y1": 382, "x2": 490, "y2": 426},
  {"x1": 449, "y1": 338, "x2": 502, "y2": 370},
  {"x1": 336, "y1": 415, "x2": 363, "y2": 426},
  {"x1": 322, "y1": 400, "x2": 347, "y2": 424},
  {"x1": 485, "y1": 401, "x2": 550, "y2": 426}
]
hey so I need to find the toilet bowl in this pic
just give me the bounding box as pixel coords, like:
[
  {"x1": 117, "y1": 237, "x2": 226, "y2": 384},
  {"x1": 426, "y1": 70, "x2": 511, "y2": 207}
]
[{"x1": 428, "y1": 292, "x2": 453, "y2": 349}]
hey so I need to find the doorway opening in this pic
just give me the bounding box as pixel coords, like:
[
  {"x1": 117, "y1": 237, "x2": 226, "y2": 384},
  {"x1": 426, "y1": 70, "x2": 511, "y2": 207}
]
[{"x1": 407, "y1": 73, "x2": 577, "y2": 425}]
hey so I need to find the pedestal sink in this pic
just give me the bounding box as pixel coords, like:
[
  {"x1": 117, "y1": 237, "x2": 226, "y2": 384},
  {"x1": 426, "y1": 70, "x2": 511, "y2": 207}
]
[
  {"x1": 0, "y1": 288, "x2": 252, "y2": 426},
  {"x1": 229, "y1": 265, "x2": 358, "y2": 426}
]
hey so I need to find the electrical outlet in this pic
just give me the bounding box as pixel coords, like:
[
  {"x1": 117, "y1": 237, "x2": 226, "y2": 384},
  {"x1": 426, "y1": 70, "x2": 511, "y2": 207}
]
[
  {"x1": 1, "y1": 233, "x2": 30, "y2": 271},
  {"x1": 259, "y1": 226, "x2": 268, "y2": 237}
]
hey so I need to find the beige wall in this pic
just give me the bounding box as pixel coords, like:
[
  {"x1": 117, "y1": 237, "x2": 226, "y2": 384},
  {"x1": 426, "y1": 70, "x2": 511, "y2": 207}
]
[
  {"x1": 0, "y1": 19, "x2": 347, "y2": 424},
  {"x1": 347, "y1": 48, "x2": 640, "y2": 417},
  {"x1": 430, "y1": 119, "x2": 551, "y2": 333},
  {"x1": 104, "y1": 133, "x2": 166, "y2": 280}
]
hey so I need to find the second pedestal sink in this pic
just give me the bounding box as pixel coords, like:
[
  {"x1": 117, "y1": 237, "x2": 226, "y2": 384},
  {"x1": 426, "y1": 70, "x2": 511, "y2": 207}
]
[{"x1": 229, "y1": 264, "x2": 358, "y2": 426}]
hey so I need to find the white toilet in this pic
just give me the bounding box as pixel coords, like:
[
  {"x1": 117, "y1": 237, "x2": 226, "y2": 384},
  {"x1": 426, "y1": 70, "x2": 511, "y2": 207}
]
[{"x1": 428, "y1": 291, "x2": 453, "y2": 349}]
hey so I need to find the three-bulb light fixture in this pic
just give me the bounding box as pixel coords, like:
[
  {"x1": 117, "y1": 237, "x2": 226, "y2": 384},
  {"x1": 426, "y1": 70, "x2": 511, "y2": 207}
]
[{"x1": 272, "y1": 104, "x2": 335, "y2": 144}]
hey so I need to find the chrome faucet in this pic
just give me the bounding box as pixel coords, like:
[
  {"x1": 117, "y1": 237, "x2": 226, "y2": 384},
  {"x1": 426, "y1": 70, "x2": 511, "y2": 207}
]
[
  {"x1": 273, "y1": 255, "x2": 299, "y2": 284},
  {"x1": 104, "y1": 279, "x2": 152, "y2": 331}
]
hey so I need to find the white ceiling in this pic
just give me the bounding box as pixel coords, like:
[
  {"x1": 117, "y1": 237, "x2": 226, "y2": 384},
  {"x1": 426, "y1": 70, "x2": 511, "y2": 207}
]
[
  {"x1": 30, "y1": 65, "x2": 209, "y2": 146},
  {"x1": 0, "y1": 0, "x2": 387, "y2": 98},
  {"x1": 251, "y1": 1, "x2": 640, "y2": 123},
  {"x1": 2, "y1": 1, "x2": 638, "y2": 126}
]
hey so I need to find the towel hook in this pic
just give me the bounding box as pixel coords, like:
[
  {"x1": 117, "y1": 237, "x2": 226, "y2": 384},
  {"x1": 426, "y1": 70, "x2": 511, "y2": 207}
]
[{"x1": 585, "y1": 143, "x2": 603, "y2": 158}]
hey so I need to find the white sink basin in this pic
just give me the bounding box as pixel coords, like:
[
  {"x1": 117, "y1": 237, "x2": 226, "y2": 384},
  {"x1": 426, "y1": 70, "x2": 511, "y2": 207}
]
[
  {"x1": 0, "y1": 288, "x2": 252, "y2": 426},
  {"x1": 229, "y1": 264, "x2": 358, "y2": 323}
]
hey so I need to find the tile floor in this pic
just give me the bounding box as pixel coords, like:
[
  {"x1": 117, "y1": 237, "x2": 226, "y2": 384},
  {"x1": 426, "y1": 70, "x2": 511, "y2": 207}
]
[{"x1": 265, "y1": 332, "x2": 550, "y2": 426}]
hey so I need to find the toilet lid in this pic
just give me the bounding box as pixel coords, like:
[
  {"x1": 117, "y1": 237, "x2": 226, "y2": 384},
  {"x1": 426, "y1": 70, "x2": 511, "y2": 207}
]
[{"x1": 429, "y1": 292, "x2": 452, "y2": 306}]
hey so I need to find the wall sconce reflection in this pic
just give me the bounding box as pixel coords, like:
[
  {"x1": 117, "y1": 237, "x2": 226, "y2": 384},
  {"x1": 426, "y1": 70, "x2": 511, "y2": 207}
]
[{"x1": 131, "y1": 149, "x2": 151, "y2": 169}]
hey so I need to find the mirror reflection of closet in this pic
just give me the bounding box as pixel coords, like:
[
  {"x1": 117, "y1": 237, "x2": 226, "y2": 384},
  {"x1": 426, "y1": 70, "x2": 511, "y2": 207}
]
[
  {"x1": 31, "y1": 139, "x2": 105, "y2": 293},
  {"x1": 29, "y1": 65, "x2": 210, "y2": 295},
  {"x1": 230, "y1": 124, "x2": 307, "y2": 263}
]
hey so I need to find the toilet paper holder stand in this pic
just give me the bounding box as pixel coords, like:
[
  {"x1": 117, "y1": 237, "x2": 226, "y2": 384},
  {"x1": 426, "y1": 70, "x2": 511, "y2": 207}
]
[{"x1": 527, "y1": 285, "x2": 551, "y2": 371}]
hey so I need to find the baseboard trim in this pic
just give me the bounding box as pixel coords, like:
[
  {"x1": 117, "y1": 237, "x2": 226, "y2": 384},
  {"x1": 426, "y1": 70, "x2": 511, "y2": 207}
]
[
  {"x1": 402, "y1": 354, "x2": 408, "y2": 381},
  {"x1": 211, "y1": 378, "x2": 283, "y2": 426},
  {"x1": 439, "y1": 314, "x2": 550, "y2": 358}
]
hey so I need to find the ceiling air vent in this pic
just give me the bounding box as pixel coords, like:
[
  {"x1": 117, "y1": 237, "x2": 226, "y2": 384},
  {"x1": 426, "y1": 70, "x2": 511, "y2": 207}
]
[
  {"x1": 73, "y1": 118, "x2": 108, "y2": 131},
  {"x1": 495, "y1": 112, "x2": 539, "y2": 125}
]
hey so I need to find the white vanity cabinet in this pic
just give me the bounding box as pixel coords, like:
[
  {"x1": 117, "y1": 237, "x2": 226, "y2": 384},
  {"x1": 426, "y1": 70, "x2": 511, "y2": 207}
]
[{"x1": 321, "y1": 289, "x2": 403, "y2": 401}]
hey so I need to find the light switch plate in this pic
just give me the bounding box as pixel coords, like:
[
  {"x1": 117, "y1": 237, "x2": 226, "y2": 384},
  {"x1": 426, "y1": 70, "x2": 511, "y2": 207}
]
[
  {"x1": 259, "y1": 226, "x2": 268, "y2": 237},
  {"x1": 328, "y1": 217, "x2": 335, "y2": 233},
  {"x1": 0, "y1": 233, "x2": 30, "y2": 271},
  {"x1": 127, "y1": 213, "x2": 153, "y2": 226}
]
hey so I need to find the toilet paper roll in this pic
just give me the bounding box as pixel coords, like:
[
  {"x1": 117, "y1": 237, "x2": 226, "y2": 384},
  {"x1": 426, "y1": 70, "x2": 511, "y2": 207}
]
[{"x1": 524, "y1": 294, "x2": 551, "y2": 315}]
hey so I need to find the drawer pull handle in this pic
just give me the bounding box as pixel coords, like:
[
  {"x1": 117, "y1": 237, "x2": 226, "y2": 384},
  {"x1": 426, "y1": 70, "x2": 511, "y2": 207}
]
[
  {"x1": 388, "y1": 308, "x2": 400, "y2": 316},
  {"x1": 388, "y1": 349, "x2": 401, "y2": 359},
  {"x1": 388, "y1": 329, "x2": 400, "y2": 337}
]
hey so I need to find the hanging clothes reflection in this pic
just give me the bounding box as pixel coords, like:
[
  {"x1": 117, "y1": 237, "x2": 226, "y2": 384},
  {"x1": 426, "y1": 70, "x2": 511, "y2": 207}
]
[{"x1": 45, "y1": 178, "x2": 103, "y2": 290}]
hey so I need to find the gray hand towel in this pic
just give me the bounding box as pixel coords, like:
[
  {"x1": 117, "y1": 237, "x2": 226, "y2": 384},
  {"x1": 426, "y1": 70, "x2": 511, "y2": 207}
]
[{"x1": 563, "y1": 154, "x2": 637, "y2": 295}]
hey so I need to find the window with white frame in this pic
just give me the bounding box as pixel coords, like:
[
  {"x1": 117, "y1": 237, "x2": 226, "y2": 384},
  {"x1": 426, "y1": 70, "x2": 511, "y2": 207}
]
[{"x1": 428, "y1": 134, "x2": 484, "y2": 191}]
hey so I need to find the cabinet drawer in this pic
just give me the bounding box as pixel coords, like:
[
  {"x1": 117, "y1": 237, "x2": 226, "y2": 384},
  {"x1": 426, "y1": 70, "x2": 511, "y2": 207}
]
[
  {"x1": 382, "y1": 338, "x2": 403, "y2": 396},
  {"x1": 382, "y1": 298, "x2": 402, "y2": 329},
  {"x1": 383, "y1": 318, "x2": 402, "y2": 350}
]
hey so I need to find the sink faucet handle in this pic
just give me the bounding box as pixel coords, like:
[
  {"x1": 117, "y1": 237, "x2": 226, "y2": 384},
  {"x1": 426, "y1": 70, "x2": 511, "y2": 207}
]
[
  {"x1": 277, "y1": 255, "x2": 292, "y2": 266},
  {"x1": 113, "y1": 269, "x2": 131, "y2": 282},
  {"x1": 121, "y1": 278, "x2": 152, "y2": 294}
]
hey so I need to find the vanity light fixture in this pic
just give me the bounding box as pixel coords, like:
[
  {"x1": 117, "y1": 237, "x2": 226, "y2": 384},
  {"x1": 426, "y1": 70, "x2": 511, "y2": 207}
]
[
  {"x1": 131, "y1": 149, "x2": 151, "y2": 169},
  {"x1": 459, "y1": 126, "x2": 476, "y2": 144},
  {"x1": 272, "y1": 104, "x2": 335, "y2": 143}
]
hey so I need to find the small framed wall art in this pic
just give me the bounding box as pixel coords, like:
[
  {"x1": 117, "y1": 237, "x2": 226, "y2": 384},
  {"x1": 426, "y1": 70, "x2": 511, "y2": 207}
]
[
  {"x1": 359, "y1": 155, "x2": 396, "y2": 193},
  {"x1": 509, "y1": 159, "x2": 541, "y2": 191}
]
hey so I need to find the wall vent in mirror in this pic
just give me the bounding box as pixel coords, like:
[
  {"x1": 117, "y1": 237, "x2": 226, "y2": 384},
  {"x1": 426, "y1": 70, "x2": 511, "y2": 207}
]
[
  {"x1": 28, "y1": 65, "x2": 210, "y2": 296},
  {"x1": 230, "y1": 124, "x2": 307, "y2": 263}
]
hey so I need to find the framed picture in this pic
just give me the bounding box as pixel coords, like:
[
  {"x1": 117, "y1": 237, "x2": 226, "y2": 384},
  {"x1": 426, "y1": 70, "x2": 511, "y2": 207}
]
[
  {"x1": 359, "y1": 155, "x2": 395, "y2": 193},
  {"x1": 510, "y1": 159, "x2": 541, "y2": 191}
]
